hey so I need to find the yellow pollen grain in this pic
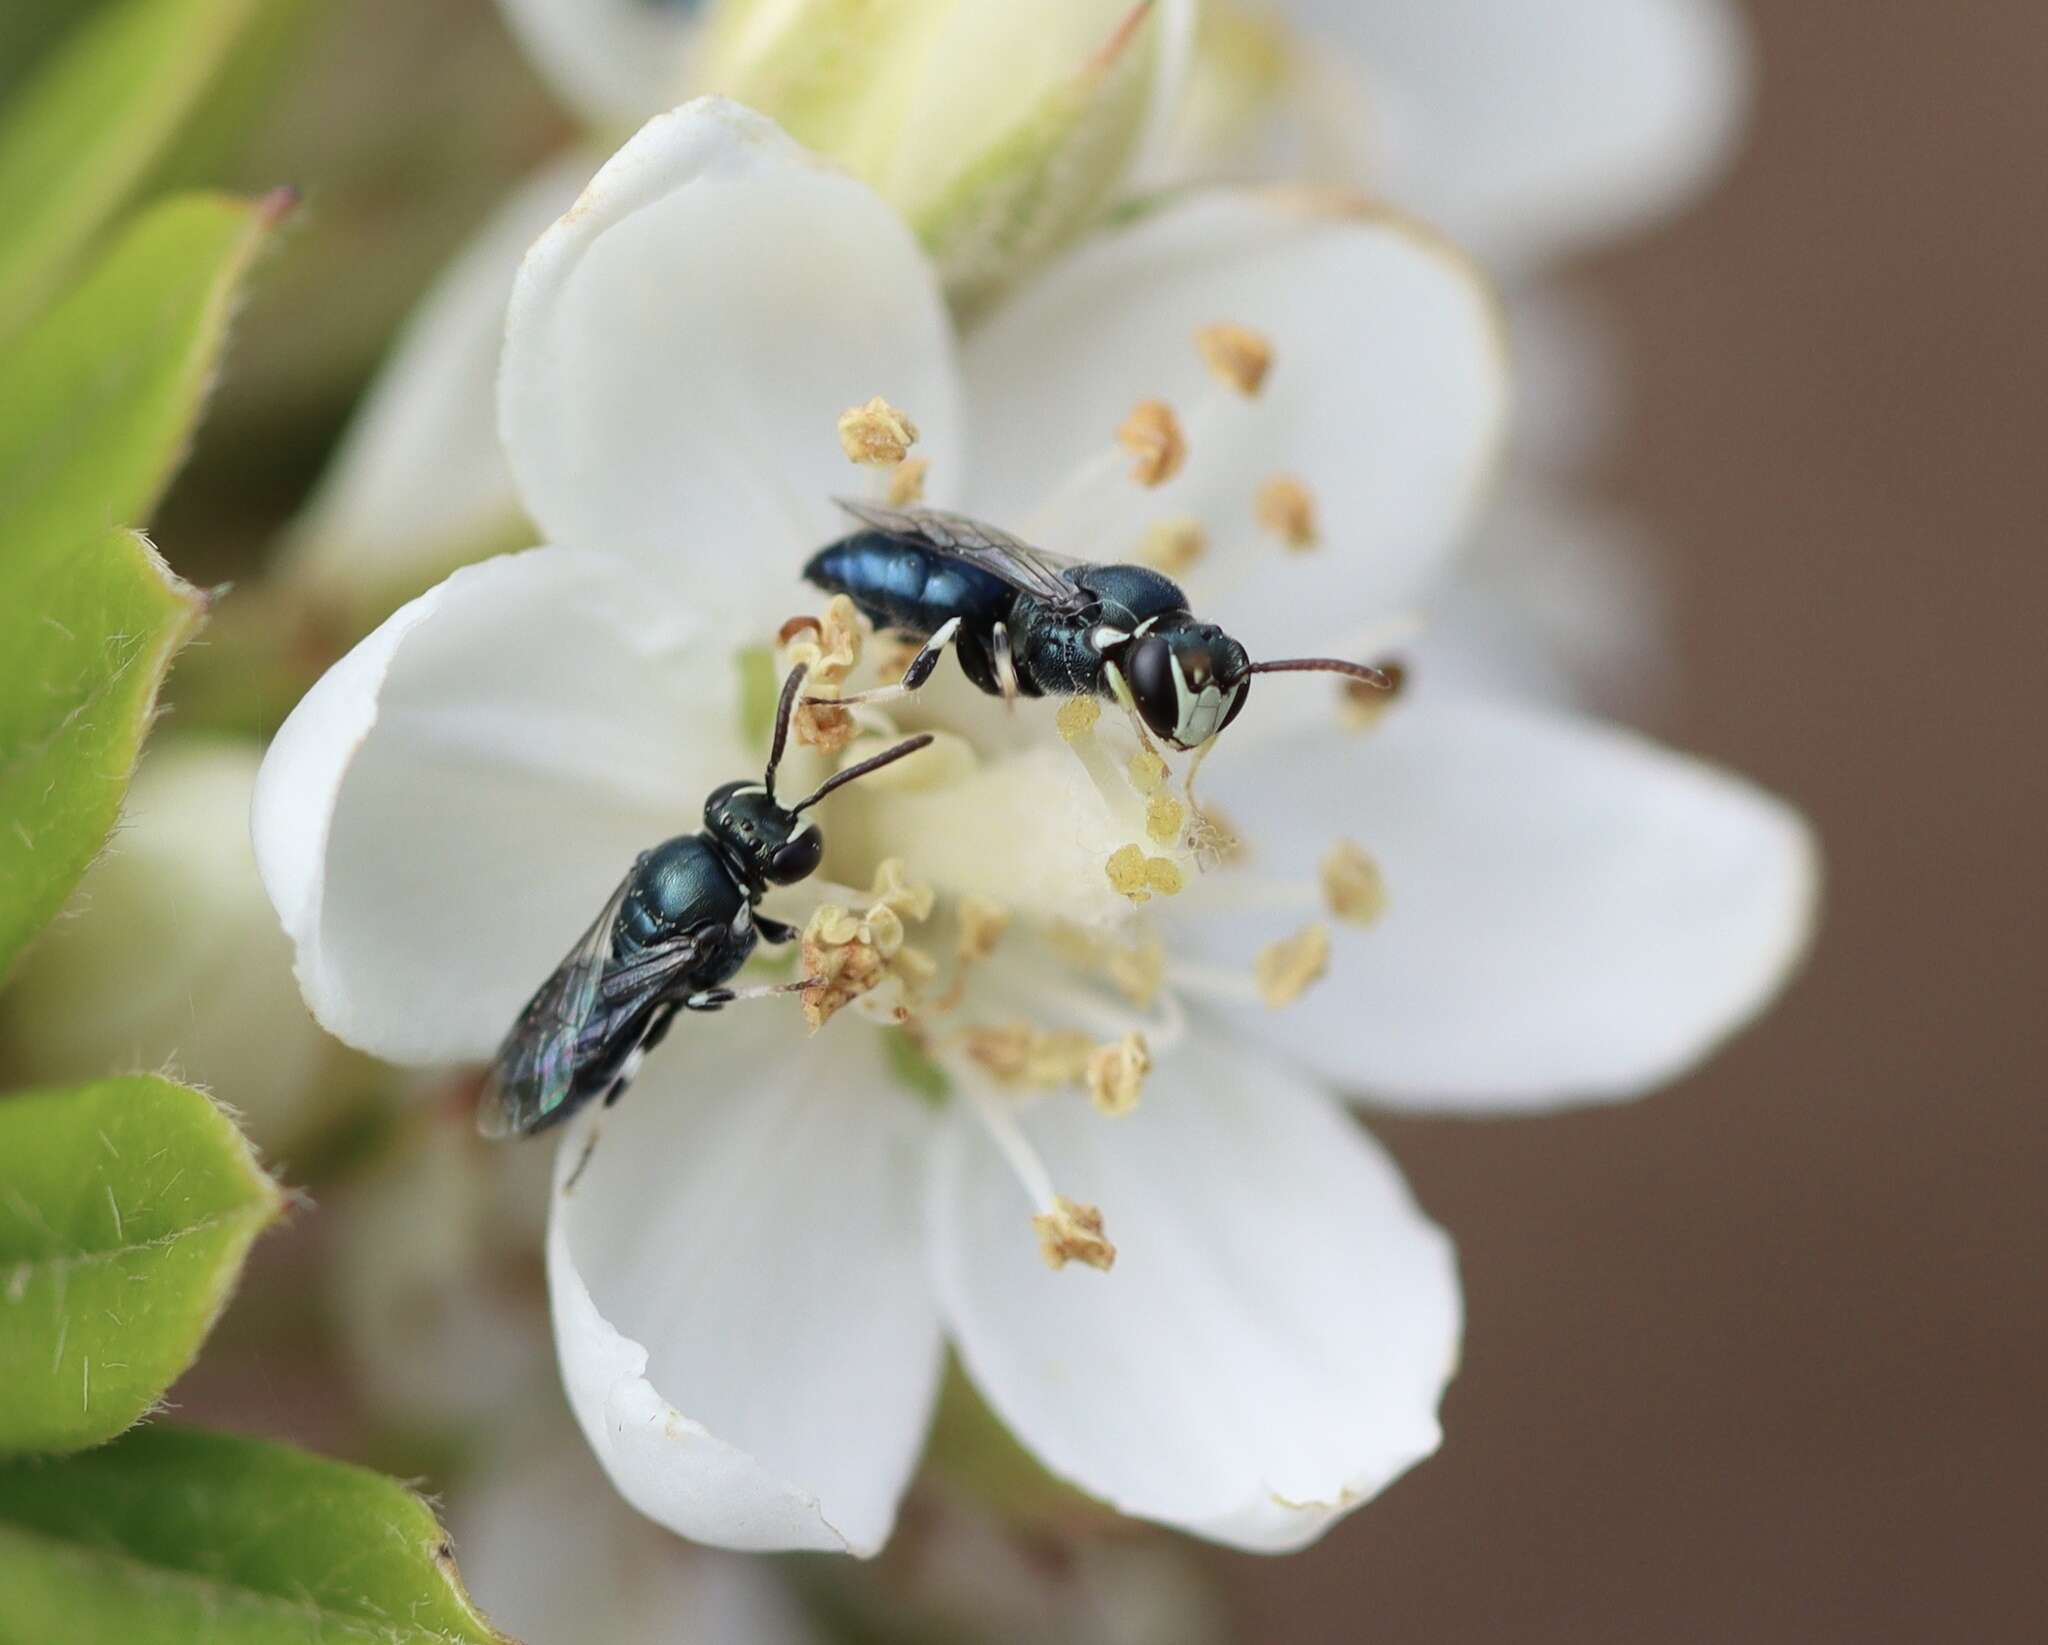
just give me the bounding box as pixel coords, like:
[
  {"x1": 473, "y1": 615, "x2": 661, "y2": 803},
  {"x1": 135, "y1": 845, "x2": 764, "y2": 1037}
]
[
  {"x1": 1257, "y1": 473, "x2": 1320, "y2": 550},
  {"x1": 1117, "y1": 399, "x2": 1187, "y2": 487},
  {"x1": 1143, "y1": 857, "x2": 1185, "y2": 896},
  {"x1": 1086, "y1": 1033, "x2": 1151, "y2": 1116},
  {"x1": 1146, "y1": 792, "x2": 1185, "y2": 847},
  {"x1": 962, "y1": 1023, "x2": 1092, "y2": 1089},
  {"x1": 886, "y1": 455, "x2": 930, "y2": 505},
  {"x1": 1127, "y1": 750, "x2": 1168, "y2": 796},
  {"x1": 1057, "y1": 696, "x2": 1102, "y2": 741},
  {"x1": 838, "y1": 397, "x2": 919, "y2": 466},
  {"x1": 1105, "y1": 844, "x2": 1153, "y2": 902},
  {"x1": 1254, "y1": 923, "x2": 1331, "y2": 1008},
  {"x1": 1033, "y1": 1196, "x2": 1116, "y2": 1272},
  {"x1": 1196, "y1": 322, "x2": 1274, "y2": 396},
  {"x1": 1137, "y1": 518, "x2": 1207, "y2": 575},
  {"x1": 1320, "y1": 839, "x2": 1388, "y2": 927}
]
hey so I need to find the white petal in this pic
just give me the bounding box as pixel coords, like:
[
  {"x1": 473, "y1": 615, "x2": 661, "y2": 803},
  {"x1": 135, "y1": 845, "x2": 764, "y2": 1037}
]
[
  {"x1": 279, "y1": 154, "x2": 596, "y2": 603},
  {"x1": 1409, "y1": 479, "x2": 1671, "y2": 716},
  {"x1": 1173, "y1": 700, "x2": 1818, "y2": 1111},
  {"x1": 1291, "y1": 0, "x2": 1750, "y2": 266},
  {"x1": 961, "y1": 189, "x2": 1506, "y2": 642},
  {"x1": 549, "y1": 1017, "x2": 943, "y2": 1556},
  {"x1": 496, "y1": 0, "x2": 697, "y2": 129},
  {"x1": 500, "y1": 99, "x2": 964, "y2": 633},
  {"x1": 252, "y1": 548, "x2": 738, "y2": 1064},
  {"x1": 453, "y1": 1427, "x2": 828, "y2": 1645},
  {"x1": 930, "y1": 1031, "x2": 1459, "y2": 1552}
]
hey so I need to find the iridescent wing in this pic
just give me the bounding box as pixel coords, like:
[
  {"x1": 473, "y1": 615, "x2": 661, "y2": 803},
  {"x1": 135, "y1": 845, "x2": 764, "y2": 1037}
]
[
  {"x1": 478, "y1": 869, "x2": 648, "y2": 1139},
  {"x1": 833, "y1": 498, "x2": 1089, "y2": 612}
]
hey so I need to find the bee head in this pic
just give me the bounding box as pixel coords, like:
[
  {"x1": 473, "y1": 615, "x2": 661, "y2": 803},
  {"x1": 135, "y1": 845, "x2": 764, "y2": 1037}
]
[
  {"x1": 1122, "y1": 622, "x2": 1252, "y2": 750},
  {"x1": 704, "y1": 783, "x2": 822, "y2": 888}
]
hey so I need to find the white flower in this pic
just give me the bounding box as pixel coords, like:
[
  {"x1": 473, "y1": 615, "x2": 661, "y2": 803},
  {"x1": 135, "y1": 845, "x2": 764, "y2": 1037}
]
[{"x1": 253, "y1": 100, "x2": 1813, "y2": 1557}]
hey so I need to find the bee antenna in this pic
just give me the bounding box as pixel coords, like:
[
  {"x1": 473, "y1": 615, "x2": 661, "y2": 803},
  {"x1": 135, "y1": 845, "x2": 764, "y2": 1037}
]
[
  {"x1": 1243, "y1": 656, "x2": 1398, "y2": 691},
  {"x1": 763, "y1": 663, "x2": 808, "y2": 795},
  {"x1": 793, "y1": 733, "x2": 935, "y2": 814}
]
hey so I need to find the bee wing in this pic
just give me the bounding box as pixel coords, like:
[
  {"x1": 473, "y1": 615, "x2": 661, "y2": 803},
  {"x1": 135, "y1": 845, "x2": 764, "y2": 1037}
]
[
  {"x1": 833, "y1": 498, "x2": 1089, "y2": 611},
  {"x1": 477, "y1": 869, "x2": 637, "y2": 1139}
]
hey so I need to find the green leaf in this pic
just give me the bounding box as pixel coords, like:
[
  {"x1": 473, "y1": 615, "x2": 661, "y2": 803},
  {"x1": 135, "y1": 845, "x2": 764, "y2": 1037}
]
[
  {"x1": 0, "y1": 1077, "x2": 281, "y2": 1455},
  {"x1": 0, "y1": 1427, "x2": 509, "y2": 1644},
  {"x1": 0, "y1": 191, "x2": 284, "y2": 975},
  {"x1": 0, "y1": 0, "x2": 288, "y2": 331}
]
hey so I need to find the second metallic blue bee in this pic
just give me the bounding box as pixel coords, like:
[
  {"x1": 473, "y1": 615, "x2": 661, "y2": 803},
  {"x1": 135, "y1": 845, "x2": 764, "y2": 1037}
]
[{"x1": 805, "y1": 499, "x2": 1395, "y2": 751}]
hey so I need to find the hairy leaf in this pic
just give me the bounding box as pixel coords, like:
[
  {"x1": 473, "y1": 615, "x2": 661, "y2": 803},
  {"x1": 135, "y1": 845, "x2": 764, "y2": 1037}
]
[
  {"x1": 0, "y1": 1077, "x2": 281, "y2": 1454},
  {"x1": 0, "y1": 1427, "x2": 508, "y2": 1644}
]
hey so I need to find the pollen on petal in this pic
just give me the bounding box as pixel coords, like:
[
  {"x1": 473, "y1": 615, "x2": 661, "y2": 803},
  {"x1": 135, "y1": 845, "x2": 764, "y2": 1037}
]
[
  {"x1": 886, "y1": 455, "x2": 930, "y2": 505},
  {"x1": 1321, "y1": 839, "x2": 1388, "y2": 926},
  {"x1": 800, "y1": 862, "x2": 937, "y2": 1029},
  {"x1": 838, "y1": 397, "x2": 919, "y2": 466},
  {"x1": 1196, "y1": 322, "x2": 1274, "y2": 397},
  {"x1": 1086, "y1": 1033, "x2": 1151, "y2": 1116},
  {"x1": 1057, "y1": 696, "x2": 1102, "y2": 741},
  {"x1": 1118, "y1": 399, "x2": 1187, "y2": 487},
  {"x1": 1033, "y1": 1196, "x2": 1116, "y2": 1272},
  {"x1": 1137, "y1": 518, "x2": 1207, "y2": 575},
  {"x1": 1254, "y1": 923, "x2": 1331, "y2": 1007}
]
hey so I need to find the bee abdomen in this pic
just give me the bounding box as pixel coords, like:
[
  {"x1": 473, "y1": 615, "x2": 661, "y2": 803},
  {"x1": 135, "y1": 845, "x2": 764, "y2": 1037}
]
[{"x1": 804, "y1": 532, "x2": 1014, "y2": 639}]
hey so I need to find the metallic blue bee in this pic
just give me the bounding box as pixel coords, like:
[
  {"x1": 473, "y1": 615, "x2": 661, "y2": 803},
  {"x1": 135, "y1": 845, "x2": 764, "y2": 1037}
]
[
  {"x1": 477, "y1": 664, "x2": 932, "y2": 1139},
  {"x1": 805, "y1": 499, "x2": 1395, "y2": 751}
]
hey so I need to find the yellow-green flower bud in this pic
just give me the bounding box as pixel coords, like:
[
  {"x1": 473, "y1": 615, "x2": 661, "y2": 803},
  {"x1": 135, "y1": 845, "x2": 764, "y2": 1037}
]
[{"x1": 689, "y1": 0, "x2": 1188, "y2": 305}]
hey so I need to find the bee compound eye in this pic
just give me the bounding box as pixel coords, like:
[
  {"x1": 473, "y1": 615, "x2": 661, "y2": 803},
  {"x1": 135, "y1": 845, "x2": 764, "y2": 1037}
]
[{"x1": 1123, "y1": 635, "x2": 1179, "y2": 737}]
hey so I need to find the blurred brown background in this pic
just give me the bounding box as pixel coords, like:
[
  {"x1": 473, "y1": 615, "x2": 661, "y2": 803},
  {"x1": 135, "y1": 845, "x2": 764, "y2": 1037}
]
[
  {"x1": 66, "y1": 0, "x2": 2039, "y2": 1637},
  {"x1": 1234, "y1": 3, "x2": 2045, "y2": 1639}
]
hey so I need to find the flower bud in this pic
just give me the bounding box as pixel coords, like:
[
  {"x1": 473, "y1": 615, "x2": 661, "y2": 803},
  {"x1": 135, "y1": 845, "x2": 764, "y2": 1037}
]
[
  {"x1": 689, "y1": 0, "x2": 1188, "y2": 303},
  {"x1": 0, "y1": 742, "x2": 355, "y2": 1152}
]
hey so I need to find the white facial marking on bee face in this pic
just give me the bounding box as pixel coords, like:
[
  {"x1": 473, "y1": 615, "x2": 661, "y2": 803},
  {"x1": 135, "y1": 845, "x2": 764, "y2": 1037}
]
[
  {"x1": 730, "y1": 904, "x2": 752, "y2": 936},
  {"x1": 788, "y1": 820, "x2": 816, "y2": 843},
  {"x1": 1091, "y1": 625, "x2": 1130, "y2": 653},
  {"x1": 1134, "y1": 616, "x2": 1160, "y2": 637},
  {"x1": 731, "y1": 785, "x2": 768, "y2": 799}
]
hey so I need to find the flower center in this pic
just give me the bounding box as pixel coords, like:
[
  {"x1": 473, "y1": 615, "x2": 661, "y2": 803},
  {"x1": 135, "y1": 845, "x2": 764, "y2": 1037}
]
[{"x1": 760, "y1": 338, "x2": 1402, "y2": 1267}]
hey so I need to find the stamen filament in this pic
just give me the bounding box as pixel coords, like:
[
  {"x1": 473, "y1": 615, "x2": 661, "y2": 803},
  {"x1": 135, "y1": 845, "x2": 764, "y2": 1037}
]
[{"x1": 964, "y1": 1078, "x2": 1058, "y2": 1213}]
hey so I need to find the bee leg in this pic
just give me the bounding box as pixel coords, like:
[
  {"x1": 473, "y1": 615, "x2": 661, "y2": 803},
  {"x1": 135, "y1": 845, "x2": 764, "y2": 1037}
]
[
  {"x1": 812, "y1": 617, "x2": 959, "y2": 709},
  {"x1": 754, "y1": 914, "x2": 801, "y2": 945},
  {"x1": 992, "y1": 621, "x2": 1020, "y2": 707},
  {"x1": 683, "y1": 978, "x2": 819, "y2": 1012}
]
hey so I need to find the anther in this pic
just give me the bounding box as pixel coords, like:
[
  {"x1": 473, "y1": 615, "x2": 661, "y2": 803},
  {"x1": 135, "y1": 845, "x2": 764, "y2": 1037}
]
[
  {"x1": 838, "y1": 397, "x2": 919, "y2": 466},
  {"x1": 1086, "y1": 1033, "x2": 1151, "y2": 1116},
  {"x1": 1137, "y1": 518, "x2": 1207, "y2": 575},
  {"x1": 1254, "y1": 923, "x2": 1331, "y2": 1007},
  {"x1": 1320, "y1": 840, "x2": 1388, "y2": 926},
  {"x1": 1117, "y1": 400, "x2": 1188, "y2": 487},
  {"x1": 1146, "y1": 793, "x2": 1185, "y2": 848},
  {"x1": 1257, "y1": 473, "x2": 1320, "y2": 550},
  {"x1": 1196, "y1": 322, "x2": 1274, "y2": 397},
  {"x1": 1057, "y1": 697, "x2": 1102, "y2": 741},
  {"x1": 1033, "y1": 1196, "x2": 1116, "y2": 1272}
]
